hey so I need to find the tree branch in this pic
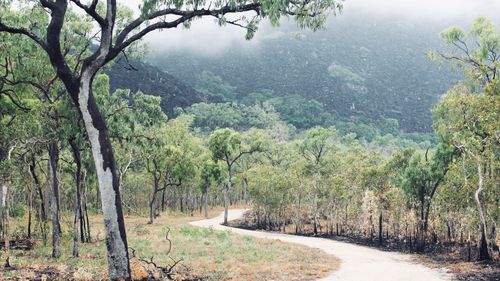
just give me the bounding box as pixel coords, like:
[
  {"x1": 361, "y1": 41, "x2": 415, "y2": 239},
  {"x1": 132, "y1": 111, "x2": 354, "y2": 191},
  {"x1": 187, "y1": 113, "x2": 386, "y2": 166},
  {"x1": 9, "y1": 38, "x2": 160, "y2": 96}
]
[
  {"x1": 108, "y1": 3, "x2": 262, "y2": 63},
  {"x1": 0, "y1": 23, "x2": 48, "y2": 51},
  {"x1": 70, "y1": 0, "x2": 105, "y2": 26}
]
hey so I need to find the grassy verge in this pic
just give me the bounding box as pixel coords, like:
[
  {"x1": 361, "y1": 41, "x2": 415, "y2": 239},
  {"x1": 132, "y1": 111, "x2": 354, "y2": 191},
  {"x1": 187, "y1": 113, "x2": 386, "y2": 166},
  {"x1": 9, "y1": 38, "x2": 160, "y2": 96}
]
[{"x1": 1, "y1": 208, "x2": 338, "y2": 280}]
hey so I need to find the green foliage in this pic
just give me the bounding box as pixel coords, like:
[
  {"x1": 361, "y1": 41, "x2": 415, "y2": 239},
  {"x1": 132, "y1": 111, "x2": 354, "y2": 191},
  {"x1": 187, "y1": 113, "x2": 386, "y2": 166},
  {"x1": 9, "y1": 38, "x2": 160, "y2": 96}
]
[
  {"x1": 269, "y1": 95, "x2": 334, "y2": 129},
  {"x1": 328, "y1": 63, "x2": 365, "y2": 85},
  {"x1": 247, "y1": 164, "x2": 292, "y2": 213},
  {"x1": 208, "y1": 128, "x2": 264, "y2": 165},
  {"x1": 182, "y1": 101, "x2": 286, "y2": 132},
  {"x1": 10, "y1": 203, "x2": 25, "y2": 218},
  {"x1": 199, "y1": 159, "x2": 222, "y2": 192},
  {"x1": 401, "y1": 144, "x2": 455, "y2": 205},
  {"x1": 195, "y1": 71, "x2": 237, "y2": 101},
  {"x1": 152, "y1": 15, "x2": 458, "y2": 133},
  {"x1": 437, "y1": 17, "x2": 499, "y2": 87},
  {"x1": 140, "y1": 0, "x2": 342, "y2": 40},
  {"x1": 299, "y1": 126, "x2": 336, "y2": 166}
]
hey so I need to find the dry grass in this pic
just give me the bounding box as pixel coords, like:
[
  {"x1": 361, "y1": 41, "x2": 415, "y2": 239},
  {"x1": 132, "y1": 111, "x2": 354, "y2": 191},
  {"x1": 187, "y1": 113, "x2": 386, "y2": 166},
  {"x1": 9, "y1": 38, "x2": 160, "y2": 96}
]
[{"x1": 0, "y1": 208, "x2": 339, "y2": 280}]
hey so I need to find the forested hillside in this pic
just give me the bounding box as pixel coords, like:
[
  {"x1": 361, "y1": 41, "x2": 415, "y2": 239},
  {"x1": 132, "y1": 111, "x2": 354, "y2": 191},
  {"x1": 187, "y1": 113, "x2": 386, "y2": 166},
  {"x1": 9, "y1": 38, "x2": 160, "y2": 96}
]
[
  {"x1": 150, "y1": 16, "x2": 460, "y2": 132},
  {"x1": 107, "y1": 59, "x2": 215, "y2": 118}
]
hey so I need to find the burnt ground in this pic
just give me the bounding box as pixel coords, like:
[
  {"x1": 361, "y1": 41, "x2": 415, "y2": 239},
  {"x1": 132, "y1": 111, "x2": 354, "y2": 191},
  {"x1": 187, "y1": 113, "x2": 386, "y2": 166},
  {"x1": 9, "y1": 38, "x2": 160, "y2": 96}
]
[{"x1": 228, "y1": 216, "x2": 500, "y2": 281}]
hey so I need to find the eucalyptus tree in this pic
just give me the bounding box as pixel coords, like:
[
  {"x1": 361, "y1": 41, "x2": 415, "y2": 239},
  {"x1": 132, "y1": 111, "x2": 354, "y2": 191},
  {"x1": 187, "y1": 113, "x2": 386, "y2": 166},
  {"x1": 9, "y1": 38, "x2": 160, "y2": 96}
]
[
  {"x1": 144, "y1": 116, "x2": 202, "y2": 222},
  {"x1": 401, "y1": 145, "x2": 455, "y2": 252},
  {"x1": 0, "y1": 0, "x2": 342, "y2": 277},
  {"x1": 299, "y1": 126, "x2": 335, "y2": 235},
  {"x1": 432, "y1": 17, "x2": 499, "y2": 260},
  {"x1": 199, "y1": 159, "x2": 221, "y2": 218},
  {"x1": 335, "y1": 143, "x2": 370, "y2": 235},
  {"x1": 208, "y1": 128, "x2": 264, "y2": 225},
  {"x1": 0, "y1": 20, "x2": 76, "y2": 258},
  {"x1": 247, "y1": 163, "x2": 292, "y2": 230},
  {"x1": 360, "y1": 160, "x2": 388, "y2": 244}
]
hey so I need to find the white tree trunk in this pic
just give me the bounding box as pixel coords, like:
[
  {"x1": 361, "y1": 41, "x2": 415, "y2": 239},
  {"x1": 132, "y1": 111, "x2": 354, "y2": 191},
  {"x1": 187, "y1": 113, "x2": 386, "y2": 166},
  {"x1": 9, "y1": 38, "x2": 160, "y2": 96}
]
[
  {"x1": 474, "y1": 157, "x2": 490, "y2": 260},
  {"x1": 79, "y1": 76, "x2": 130, "y2": 279},
  {"x1": 0, "y1": 184, "x2": 6, "y2": 230}
]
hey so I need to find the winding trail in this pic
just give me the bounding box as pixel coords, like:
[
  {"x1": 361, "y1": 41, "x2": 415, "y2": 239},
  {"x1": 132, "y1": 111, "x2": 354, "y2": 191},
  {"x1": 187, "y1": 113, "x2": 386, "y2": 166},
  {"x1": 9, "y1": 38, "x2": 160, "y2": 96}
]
[{"x1": 189, "y1": 209, "x2": 454, "y2": 281}]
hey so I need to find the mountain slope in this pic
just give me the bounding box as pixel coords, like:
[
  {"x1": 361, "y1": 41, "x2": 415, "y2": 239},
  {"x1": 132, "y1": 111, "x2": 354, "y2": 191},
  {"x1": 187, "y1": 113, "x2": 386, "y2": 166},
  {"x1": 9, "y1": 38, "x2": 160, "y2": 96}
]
[
  {"x1": 148, "y1": 16, "x2": 460, "y2": 132},
  {"x1": 107, "y1": 59, "x2": 214, "y2": 118}
]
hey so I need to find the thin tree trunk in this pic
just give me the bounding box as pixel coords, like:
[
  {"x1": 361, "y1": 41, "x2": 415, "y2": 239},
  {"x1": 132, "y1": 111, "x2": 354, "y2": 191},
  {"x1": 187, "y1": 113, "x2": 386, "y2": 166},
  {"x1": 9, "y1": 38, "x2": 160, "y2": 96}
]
[
  {"x1": 204, "y1": 187, "x2": 209, "y2": 219},
  {"x1": 472, "y1": 156, "x2": 490, "y2": 261},
  {"x1": 48, "y1": 140, "x2": 61, "y2": 258},
  {"x1": 149, "y1": 165, "x2": 160, "y2": 224},
  {"x1": 379, "y1": 209, "x2": 383, "y2": 246},
  {"x1": 73, "y1": 207, "x2": 80, "y2": 257},
  {"x1": 82, "y1": 170, "x2": 91, "y2": 242},
  {"x1": 369, "y1": 208, "x2": 374, "y2": 243},
  {"x1": 149, "y1": 191, "x2": 157, "y2": 224},
  {"x1": 29, "y1": 157, "x2": 47, "y2": 222},
  {"x1": 0, "y1": 184, "x2": 4, "y2": 232},
  {"x1": 0, "y1": 184, "x2": 8, "y2": 249},
  {"x1": 161, "y1": 189, "x2": 166, "y2": 212},
  {"x1": 70, "y1": 138, "x2": 84, "y2": 256},
  {"x1": 224, "y1": 168, "x2": 232, "y2": 225},
  {"x1": 28, "y1": 176, "x2": 33, "y2": 239},
  {"x1": 243, "y1": 178, "x2": 248, "y2": 205}
]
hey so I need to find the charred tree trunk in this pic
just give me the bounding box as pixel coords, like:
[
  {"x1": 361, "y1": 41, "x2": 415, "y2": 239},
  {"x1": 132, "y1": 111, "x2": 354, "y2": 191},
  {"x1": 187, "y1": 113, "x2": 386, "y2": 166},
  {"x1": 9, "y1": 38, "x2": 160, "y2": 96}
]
[
  {"x1": 69, "y1": 138, "x2": 84, "y2": 257},
  {"x1": 48, "y1": 141, "x2": 61, "y2": 258},
  {"x1": 76, "y1": 75, "x2": 130, "y2": 278},
  {"x1": 378, "y1": 210, "x2": 383, "y2": 246},
  {"x1": 472, "y1": 157, "x2": 491, "y2": 261},
  {"x1": 27, "y1": 175, "x2": 33, "y2": 239},
  {"x1": 416, "y1": 186, "x2": 426, "y2": 252},
  {"x1": 29, "y1": 157, "x2": 47, "y2": 222},
  {"x1": 149, "y1": 165, "x2": 160, "y2": 224},
  {"x1": 161, "y1": 189, "x2": 166, "y2": 212}
]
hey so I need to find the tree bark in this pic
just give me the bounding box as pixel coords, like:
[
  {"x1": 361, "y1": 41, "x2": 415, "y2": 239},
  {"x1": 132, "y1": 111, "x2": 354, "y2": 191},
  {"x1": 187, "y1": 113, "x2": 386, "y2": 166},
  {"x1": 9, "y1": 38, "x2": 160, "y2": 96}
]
[
  {"x1": 243, "y1": 177, "x2": 248, "y2": 205},
  {"x1": 0, "y1": 183, "x2": 9, "y2": 254},
  {"x1": 82, "y1": 170, "x2": 91, "y2": 242},
  {"x1": 378, "y1": 210, "x2": 383, "y2": 246},
  {"x1": 0, "y1": 184, "x2": 6, "y2": 234},
  {"x1": 473, "y1": 158, "x2": 490, "y2": 261},
  {"x1": 223, "y1": 168, "x2": 232, "y2": 225},
  {"x1": 203, "y1": 187, "x2": 209, "y2": 219},
  {"x1": 70, "y1": 138, "x2": 84, "y2": 255},
  {"x1": 29, "y1": 157, "x2": 47, "y2": 222},
  {"x1": 48, "y1": 140, "x2": 61, "y2": 258},
  {"x1": 27, "y1": 175, "x2": 33, "y2": 239},
  {"x1": 149, "y1": 163, "x2": 160, "y2": 224},
  {"x1": 77, "y1": 76, "x2": 130, "y2": 278}
]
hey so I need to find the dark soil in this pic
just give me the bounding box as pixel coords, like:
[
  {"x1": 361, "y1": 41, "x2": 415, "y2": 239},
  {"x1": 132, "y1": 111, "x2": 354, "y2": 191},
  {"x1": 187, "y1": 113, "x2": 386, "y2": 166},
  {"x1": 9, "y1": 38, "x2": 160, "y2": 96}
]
[{"x1": 228, "y1": 214, "x2": 500, "y2": 281}]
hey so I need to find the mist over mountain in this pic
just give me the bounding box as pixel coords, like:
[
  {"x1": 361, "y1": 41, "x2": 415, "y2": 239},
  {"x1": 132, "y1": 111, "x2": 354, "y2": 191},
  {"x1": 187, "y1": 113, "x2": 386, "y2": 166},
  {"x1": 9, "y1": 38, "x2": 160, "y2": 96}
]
[{"x1": 146, "y1": 14, "x2": 467, "y2": 132}]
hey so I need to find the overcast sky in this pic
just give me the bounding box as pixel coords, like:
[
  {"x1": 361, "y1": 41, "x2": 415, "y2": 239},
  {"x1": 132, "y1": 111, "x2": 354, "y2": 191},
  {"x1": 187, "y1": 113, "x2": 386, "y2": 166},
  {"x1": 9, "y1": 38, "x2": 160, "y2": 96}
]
[{"x1": 121, "y1": 0, "x2": 500, "y2": 55}]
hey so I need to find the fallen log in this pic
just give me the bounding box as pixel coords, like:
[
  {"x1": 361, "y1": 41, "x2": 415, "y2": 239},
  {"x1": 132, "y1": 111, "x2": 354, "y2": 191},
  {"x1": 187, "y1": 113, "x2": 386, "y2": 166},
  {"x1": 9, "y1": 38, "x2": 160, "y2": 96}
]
[{"x1": 0, "y1": 238, "x2": 34, "y2": 250}]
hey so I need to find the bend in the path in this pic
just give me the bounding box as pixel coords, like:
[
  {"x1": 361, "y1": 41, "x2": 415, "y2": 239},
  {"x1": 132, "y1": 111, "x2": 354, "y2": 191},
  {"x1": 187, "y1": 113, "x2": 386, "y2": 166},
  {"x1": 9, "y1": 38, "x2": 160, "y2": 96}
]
[{"x1": 189, "y1": 209, "x2": 454, "y2": 281}]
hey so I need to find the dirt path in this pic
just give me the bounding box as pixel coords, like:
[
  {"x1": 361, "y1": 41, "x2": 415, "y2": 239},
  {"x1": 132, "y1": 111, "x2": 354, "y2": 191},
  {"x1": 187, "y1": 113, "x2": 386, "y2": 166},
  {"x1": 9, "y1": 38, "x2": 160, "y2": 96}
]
[{"x1": 190, "y1": 209, "x2": 454, "y2": 281}]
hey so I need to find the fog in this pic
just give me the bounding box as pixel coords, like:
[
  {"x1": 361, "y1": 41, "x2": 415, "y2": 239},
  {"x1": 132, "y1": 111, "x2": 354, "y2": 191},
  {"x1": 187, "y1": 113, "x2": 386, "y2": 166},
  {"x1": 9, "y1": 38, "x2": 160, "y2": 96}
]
[{"x1": 122, "y1": 0, "x2": 500, "y2": 56}]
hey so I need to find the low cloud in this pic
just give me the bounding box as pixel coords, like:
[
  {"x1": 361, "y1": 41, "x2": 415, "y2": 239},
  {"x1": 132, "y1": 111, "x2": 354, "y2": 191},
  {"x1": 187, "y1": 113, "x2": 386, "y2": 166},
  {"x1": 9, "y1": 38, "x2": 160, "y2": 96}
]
[{"x1": 123, "y1": 0, "x2": 500, "y2": 56}]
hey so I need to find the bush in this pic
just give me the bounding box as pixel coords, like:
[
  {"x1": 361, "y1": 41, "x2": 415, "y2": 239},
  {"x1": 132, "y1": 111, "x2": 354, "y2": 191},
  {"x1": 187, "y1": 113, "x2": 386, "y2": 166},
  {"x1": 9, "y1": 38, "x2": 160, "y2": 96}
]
[{"x1": 10, "y1": 204, "x2": 26, "y2": 218}]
